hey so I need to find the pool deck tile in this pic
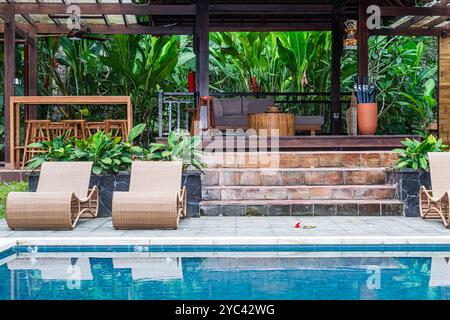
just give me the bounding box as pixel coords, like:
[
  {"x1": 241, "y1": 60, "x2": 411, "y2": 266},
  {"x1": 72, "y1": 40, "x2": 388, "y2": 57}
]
[{"x1": 1, "y1": 217, "x2": 450, "y2": 246}]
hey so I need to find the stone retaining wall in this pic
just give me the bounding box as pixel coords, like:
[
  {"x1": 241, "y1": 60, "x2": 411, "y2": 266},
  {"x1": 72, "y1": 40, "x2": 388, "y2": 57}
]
[{"x1": 386, "y1": 169, "x2": 431, "y2": 217}]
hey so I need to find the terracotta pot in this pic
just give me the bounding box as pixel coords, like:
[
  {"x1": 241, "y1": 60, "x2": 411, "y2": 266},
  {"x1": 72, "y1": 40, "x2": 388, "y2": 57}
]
[{"x1": 357, "y1": 103, "x2": 378, "y2": 135}]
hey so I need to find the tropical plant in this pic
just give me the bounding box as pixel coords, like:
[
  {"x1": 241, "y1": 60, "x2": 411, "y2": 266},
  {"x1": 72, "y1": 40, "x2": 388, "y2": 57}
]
[
  {"x1": 27, "y1": 132, "x2": 77, "y2": 170},
  {"x1": 369, "y1": 36, "x2": 437, "y2": 134},
  {"x1": 74, "y1": 123, "x2": 146, "y2": 174},
  {"x1": 393, "y1": 135, "x2": 448, "y2": 171},
  {"x1": 145, "y1": 130, "x2": 205, "y2": 173},
  {"x1": 398, "y1": 78, "x2": 436, "y2": 135},
  {"x1": 26, "y1": 124, "x2": 146, "y2": 174}
]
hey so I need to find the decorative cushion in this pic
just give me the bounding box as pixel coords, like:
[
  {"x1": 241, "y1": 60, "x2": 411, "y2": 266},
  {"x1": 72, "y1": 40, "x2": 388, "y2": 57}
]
[
  {"x1": 220, "y1": 98, "x2": 243, "y2": 116},
  {"x1": 211, "y1": 97, "x2": 223, "y2": 117},
  {"x1": 244, "y1": 98, "x2": 275, "y2": 114},
  {"x1": 214, "y1": 116, "x2": 248, "y2": 129},
  {"x1": 295, "y1": 116, "x2": 325, "y2": 126}
]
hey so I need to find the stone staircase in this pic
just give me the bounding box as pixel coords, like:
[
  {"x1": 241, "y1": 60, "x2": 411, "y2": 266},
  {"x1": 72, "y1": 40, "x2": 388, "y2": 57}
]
[{"x1": 200, "y1": 151, "x2": 403, "y2": 216}]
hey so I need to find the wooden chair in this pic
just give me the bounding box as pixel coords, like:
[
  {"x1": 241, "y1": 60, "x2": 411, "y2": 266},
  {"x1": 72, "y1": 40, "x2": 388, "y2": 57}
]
[
  {"x1": 21, "y1": 120, "x2": 51, "y2": 169},
  {"x1": 62, "y1": 119, "x2": 87, "y2": 140},
  {"x1": 49, "y1": 122, "x2": 65, "y2": 139},
  {"x1": 86, "y1": 121, "x2": 106, "y2": 136},
  {"x1": 105, "y1": 119, "x2": 128, "y2": 140},
  {"x1": 420, "y1": 152, "x2": 450, "y2": 227}
]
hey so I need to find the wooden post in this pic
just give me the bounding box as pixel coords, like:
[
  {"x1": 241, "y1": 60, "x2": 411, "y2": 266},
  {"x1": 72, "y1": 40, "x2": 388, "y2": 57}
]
[
  {"x1": 358, "y1": 0, "x2": 369, "y2": 83},
  {"x1": 331, "y1": 0, "x2": 343, "y2": 135},
  {"x1": 195, "y1": 0, "x2": 209, "y2": 96},
  {"x1": 25, "y1": 35, "x2": 38, "y2": 120},
  {"x1": 439, "y1": 36, "x2": 450, "y2": 146},
  {"x1": 4, "y1": 12, "x2": 16, "y2": 166}
]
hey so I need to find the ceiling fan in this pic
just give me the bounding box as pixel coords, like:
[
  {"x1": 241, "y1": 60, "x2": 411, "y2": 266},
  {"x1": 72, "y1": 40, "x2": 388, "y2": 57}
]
[
  {"x1": 38, "y1": 27, "x2": 108, "y2": 42},
  {"x1": 65, "y1": 28, "x2": 108, "y2": 42}
]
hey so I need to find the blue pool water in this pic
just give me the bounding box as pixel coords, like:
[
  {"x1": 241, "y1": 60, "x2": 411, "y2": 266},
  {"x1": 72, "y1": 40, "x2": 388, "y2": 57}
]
[{"x1": 1, "y1": 245, "x2": 450, "y2": 300}]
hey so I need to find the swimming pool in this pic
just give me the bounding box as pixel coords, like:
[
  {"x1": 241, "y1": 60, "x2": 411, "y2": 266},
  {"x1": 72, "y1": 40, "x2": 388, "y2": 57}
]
[{"x1": 1, "y1": 245, "x2": 450, "y2": 300}]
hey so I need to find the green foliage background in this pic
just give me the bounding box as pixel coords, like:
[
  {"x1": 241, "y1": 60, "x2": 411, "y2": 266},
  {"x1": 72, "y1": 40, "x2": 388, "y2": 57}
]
[{"x1": 0, "y1": 32, "x2": 438, "y2": 144}]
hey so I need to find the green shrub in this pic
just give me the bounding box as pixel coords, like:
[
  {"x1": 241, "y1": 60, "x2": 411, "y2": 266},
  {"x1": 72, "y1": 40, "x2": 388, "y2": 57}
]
[
  {"x1": 145, "y1": 130, "x2": 205, "y2": 172},
  {"x1": 0, "y1": 182, "x2": 28, "y2": 219},
  {"x1": 393, "y1": 135, "x2": 448, "y2": 171},
  {"x1": 27, "y1": 124, "x2": 146, "y2": 174},
  {"x1": 27, "y1": 132, "x2": 77, "y2": 170}
]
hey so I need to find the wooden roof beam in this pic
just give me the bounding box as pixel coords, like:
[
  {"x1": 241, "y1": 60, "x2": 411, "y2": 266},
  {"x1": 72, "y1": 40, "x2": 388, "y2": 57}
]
[
  {"x1": 0, "y1": 23, "x2": 193, "y2": 35},
  {"x1": 379, "y1": 6, "x2": 450, "y2": 16},
  {"x1": 0, "y1": 3, "x2": 196, "y2": 15}
]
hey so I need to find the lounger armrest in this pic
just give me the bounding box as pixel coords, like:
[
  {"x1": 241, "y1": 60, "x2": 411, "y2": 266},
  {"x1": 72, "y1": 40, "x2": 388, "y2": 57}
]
[
  {"x1": 178, "y1": 186, "x2": 186, "y2": 203},
  {"x1": 113, "y1": 191, "x2": 179, "y2": 207},
  {"x1": 78, "y1": 185, "x2": 99, "y2": 203},
  {"x1": 112, "y1": 191, "x2": 179, "y2": 229},
  {"x1": 6, "y1": 192, "x2": 75, "y2": 229}
]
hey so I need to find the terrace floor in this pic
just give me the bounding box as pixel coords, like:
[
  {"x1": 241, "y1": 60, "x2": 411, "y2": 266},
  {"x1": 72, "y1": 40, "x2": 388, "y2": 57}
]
[{"x1": 1, "y1": 217, "x2": 450, "y2": 247}]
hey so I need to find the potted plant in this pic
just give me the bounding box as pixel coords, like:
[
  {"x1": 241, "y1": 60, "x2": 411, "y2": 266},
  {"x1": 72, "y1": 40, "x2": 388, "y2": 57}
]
[
  {"x1": 387, "y1": 135, "x2": 448, "y2": 216},
  {"x1": 354, "y1": 77, "x2": 377, "y2": 135}
]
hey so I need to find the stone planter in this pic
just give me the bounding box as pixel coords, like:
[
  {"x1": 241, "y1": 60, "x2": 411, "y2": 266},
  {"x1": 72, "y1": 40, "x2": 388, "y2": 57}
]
[
  {"x1": 28, "y1": 170, "x2": 201, "y2": 218},
  {"x1": 386, "y1": 168, "x2": 431, "y2": 217}
]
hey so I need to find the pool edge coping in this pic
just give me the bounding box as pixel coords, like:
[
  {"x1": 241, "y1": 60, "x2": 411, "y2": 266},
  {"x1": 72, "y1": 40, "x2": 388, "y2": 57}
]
[{"x1": 6, "y1": 235, "x2": 450, "y2": 246}]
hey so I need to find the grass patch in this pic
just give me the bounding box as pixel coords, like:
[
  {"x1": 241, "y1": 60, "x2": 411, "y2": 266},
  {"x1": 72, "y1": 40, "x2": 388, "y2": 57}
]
[{"x1": 0, "y1": 181, "x2": 28, "y2": 219}]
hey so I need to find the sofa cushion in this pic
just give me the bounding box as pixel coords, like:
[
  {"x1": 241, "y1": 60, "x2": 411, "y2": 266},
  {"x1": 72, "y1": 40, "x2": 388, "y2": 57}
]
[
  {"x1": 211, "y1": 97, "x2": 223, "y2": 117},
  {"x1": 244, "y1": 98, "x2": 275, "y2": 114},
  {"x1": 220, "y1": 98, "x2": 243, "y2": 116},
  {"x1": 295, "y1": 116, "x2": 324, "y2": 126},
  {"x1": 214, "y1": 116, "x2": 248, "y2": 129}
]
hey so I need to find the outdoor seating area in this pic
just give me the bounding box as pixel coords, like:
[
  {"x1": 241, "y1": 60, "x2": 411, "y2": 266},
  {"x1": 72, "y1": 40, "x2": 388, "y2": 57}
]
[{"x1": 2, "y1": 0, "x2": 450, "y2": 303}]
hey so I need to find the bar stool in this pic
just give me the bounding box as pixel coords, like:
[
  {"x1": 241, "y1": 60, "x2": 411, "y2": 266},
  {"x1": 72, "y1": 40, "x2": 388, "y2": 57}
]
[
  {"x1": 105, "y1": 120, "x2": 128, "y2": 140},
  {"x1": 22, "y1": 120, "x2": 51, "y2": 169},
  {"x1": 49, "y1": 122, "x2": 65, "y2": 139},
  {"x1": 62, "y1": 119, "x2": 87, "y2": 140},
  {"x1": 86, "y1": 121, "x2": 106, "y2": 137}
]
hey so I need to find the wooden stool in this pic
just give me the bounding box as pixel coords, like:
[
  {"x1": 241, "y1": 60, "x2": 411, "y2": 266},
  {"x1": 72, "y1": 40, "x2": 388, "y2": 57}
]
[
  {"x1": 49, "y1": 122, "x2": 65, "y2": 139},
  {"x1": 105, "y1": 120, "x2": 128, "y2": 140},
  {"x1": 62, "y1": 120, "x2": 87, "y2": 140},
  {"x1": 86, "y1": 121, "x2": 106, "y2": 136},
  {"x1": 22, "y1": 120, "x2": 51, "y2": 169}
]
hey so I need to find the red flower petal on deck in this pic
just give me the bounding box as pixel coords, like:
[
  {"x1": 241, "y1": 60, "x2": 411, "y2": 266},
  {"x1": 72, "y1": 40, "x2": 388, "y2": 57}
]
[{"x1": 294, "y1": 222, "x2": 301, "y2": 229}]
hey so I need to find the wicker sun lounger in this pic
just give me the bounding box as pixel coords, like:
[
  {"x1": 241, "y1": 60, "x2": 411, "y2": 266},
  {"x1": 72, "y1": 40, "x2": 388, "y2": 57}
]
[
  {"x1": 420, "y1": 152, "x2": 450, "y2": 227},
  {"x1": 6, "y1": 161, "x2": 98, "y2": 230},
  {"x1": 112, "y1": 161, "x2": 186, "y2": 229}
]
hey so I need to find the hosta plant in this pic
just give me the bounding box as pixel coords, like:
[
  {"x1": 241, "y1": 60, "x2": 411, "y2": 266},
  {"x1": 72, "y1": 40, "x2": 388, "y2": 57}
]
[
  {"x1": 393, "y1": 135, "x2": 448, "y2": 171},
  {"x1": 27, "y1": 124, "x2": 146, "y2": 174},
  {"x1": 74, "y1": 123, "x2": 146, "y2": 174},
  {"x1": 27, "y1": 132, "x2": 77, "y2": 170},
  {"x1": 145, "y1": 130, "x2": 205, "y2": 172}
]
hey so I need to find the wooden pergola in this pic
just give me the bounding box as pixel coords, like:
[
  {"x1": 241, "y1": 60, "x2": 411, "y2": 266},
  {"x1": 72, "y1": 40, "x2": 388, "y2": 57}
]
[{"x1": 1, "y1": 0, "x2": 450, "y2": 165}]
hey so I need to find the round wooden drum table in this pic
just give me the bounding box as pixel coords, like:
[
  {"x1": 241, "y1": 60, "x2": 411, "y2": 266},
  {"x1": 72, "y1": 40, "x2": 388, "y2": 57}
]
[{"x1": 247, "y1": 112, "x2": 295, "y2": 136}]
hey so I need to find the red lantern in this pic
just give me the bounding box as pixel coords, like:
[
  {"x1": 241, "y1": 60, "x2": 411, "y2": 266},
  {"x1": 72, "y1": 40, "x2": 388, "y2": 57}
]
[{"x1": 188, "y1": 70, "x2": 196, "y2": 92}]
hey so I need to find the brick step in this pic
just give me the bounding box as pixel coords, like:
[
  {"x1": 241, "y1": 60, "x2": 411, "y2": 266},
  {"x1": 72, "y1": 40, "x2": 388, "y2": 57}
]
[
  {"x1": 200, "y1": 200, "x2": 404, "y2": 217},
  {"x1": 202, "y1": 167, "x2": 387, "y2": 186},
  {"x1": 202, "y1": 185, "x2": 397, "y2": 201},
  {"x1": 203, "y1": 151, "x2": 398, "y2": 169}
]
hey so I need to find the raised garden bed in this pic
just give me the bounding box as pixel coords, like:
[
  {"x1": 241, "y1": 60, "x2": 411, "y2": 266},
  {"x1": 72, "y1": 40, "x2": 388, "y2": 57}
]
[{"x1": 386, "y1": 168, "x2": 431, "y2": 217}]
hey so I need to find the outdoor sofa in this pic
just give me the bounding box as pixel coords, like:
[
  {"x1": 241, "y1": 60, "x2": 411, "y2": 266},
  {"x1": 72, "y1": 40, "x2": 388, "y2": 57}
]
[{"x1": 212, "y1": 97, "x2": 324, "y2": 135}]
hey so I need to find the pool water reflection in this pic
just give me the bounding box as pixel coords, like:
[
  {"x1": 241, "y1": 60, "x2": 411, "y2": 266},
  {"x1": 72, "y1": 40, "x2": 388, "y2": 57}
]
[{"x1": 1, "y1": 248, "x2": 450, "y2": 300}]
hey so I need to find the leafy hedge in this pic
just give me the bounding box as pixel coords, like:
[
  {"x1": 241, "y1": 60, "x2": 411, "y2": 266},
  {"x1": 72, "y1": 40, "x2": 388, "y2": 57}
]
[{"x1": 0, "y1": 182, "x2": 27, "y2": 219}]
